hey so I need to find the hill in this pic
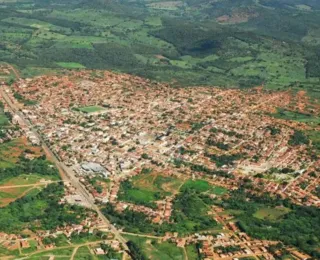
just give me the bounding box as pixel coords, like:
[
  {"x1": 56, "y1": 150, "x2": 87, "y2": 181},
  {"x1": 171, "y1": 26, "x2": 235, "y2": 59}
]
[{"x1": 0, "y1": 0, "x2": 320, "y2": 98}]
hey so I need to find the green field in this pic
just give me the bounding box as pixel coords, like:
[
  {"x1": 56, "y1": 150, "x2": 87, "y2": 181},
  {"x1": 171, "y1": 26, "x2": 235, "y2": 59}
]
[
  {"x1": 0, "y1": 114, "x2": 9, "y2": 126},
  {"x1": 74, "y1": 246, "x2": 92, "y2": 260},
  {"x1": 253, "y1": 207, "x2": 291, "y2": 221},
  {"x1": 26, "y1": 247, "x2": 74, "y2": 259},
  {"x1": 118, "y1": 173, "x2": 183, "y2": 207},
  {"x1": 181, "y1": 179, "x2": 227, "y2": 195},
  {"x1": 0, "y1": 0, "x2": 320, "y2": 96},
  {"x1": 272, "y1": 109, "x2": 320, "y2": 126},
  {"x1": 77, "y1": 106, "x2": 105, "y2": 113},
  {"x1": 0, "y1": 174, "x2": 59, "y2": 186},
  {"x1": 0, "y1": 186, "x2": 32, "y2": 206},
  {"x1": 186, "y1": 244, "x2": 199, "y2": 260},
  {"x1": 124, "y1": 235, "x2": 184, "y2": 260},
  {"x1": 56, "y1": 62, "x2": 85, "y2": 69},
  {"x1": 307, "y1": 130, "x2": 320, "y2": 154},
  {"x1": 0, "y1": 138, "x2": 42, "y2": 168}
]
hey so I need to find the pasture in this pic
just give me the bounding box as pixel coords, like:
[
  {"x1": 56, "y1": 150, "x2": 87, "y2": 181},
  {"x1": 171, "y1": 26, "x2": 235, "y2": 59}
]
[
  {"x1": 0, "y1": 186, "x2": 39, "y2": 207},
  {"x1": 253, "y1": 207, "x2": 291, "y2": 221},
  {"x1": 273, "y1": 109, "x2": 320, "y2": 126},
  {"x1": 124, "y1": 234, "x2": 184, "y2": 260},
  {"x1": 181, "y1": 179, "x2": 228, "y2": 195},
  {"x1": 56, "y1": 62, "x2": 85, "y2": 69},
  {"x1": 119, "y1": 172, "x2": 183, "y2": 206},
  {"x1": 0, "y1": 0, "x2": 320, "y2": 96},
  {"x1": 78, "y1": 106, "x2": 105, "y2": 113},
  {"x1": 0, "y1": 174, "x2": 58, "y2": 186}
]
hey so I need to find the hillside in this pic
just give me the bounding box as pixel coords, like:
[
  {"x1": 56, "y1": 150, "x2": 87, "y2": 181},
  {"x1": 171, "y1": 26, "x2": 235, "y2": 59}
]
[{"x1": 0, "y1": 0, "x2": 320, "y2": 97}]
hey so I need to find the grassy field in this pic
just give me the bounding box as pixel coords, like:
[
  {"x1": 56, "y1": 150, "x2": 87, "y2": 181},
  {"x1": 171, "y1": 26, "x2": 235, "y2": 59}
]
[
  {"x1": 181, "y1": 179, "x2": 228, "y2": 195},
  {"x1": 0, "y1": 245, "x2": 19, "y2": 258},
  {"x1": 124, "y1": 234, "x2": 184, "y2": 260},
  {"x1": 272, "y1": 109, "x2": 320, "y2": 126},
  {"x1": 77, "y1": 106, "x2": 105, "y2": 113},
  {"x1": 307, "y1": 130, "x2": 320, "y2": 154},
  {"x1": 253, "y1": 207, "x2": 291, "y2": 221},
  {"x1": 119, "y1": 172, "x2": 183, "y2": 206},
  {"x1": 0, "y1": 0, "x2": 320, "y2": 97},
  {"x1": 185, "y1": 244, "x2": 199, "y2": 260},
  {"x1": 0, "y1": 185, "x2": 45, "y2": 207},
  {"x1": 0, "y1": 186, "x2": 35, "y2": 207},
  {"x1": 0, "y1": 114, "x2": 9, "y2": 126},
  {"x1": 0, "y1": 137, "x2": 42, "y2": 168},
  {"x1": 0, "y1": 173, "x2": 58, "y2": 186},
  {"x1": 56, "y1": 62, "x2": 85, "y2": 69},
  {"x1": 25, "y1": 247, "x2": 74, "y2": 259},
  {"x1": 74, "y1": 246, "x2": 92, "y2": 260}
]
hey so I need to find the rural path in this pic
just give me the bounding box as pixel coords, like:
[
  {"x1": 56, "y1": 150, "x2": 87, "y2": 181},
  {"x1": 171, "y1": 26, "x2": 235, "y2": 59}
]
[
  {"x1": 18, "y1": 239, "x2": 105, "y2": 259},
  {"x1": 120, "y1": 231, "x2": 162, "y2": 240},
  {"x1": 4, "y1": 62, "x2": 20, "y2": 79},
  {"x1": 70, "y1": 246, "x2": 79, "y2": 260},
  {"x1": 182, "y1": 246, "x2": 188, "y2": 260},
  {"x1": 0, "y1": 181, "x2": 61, "y2": 189}
]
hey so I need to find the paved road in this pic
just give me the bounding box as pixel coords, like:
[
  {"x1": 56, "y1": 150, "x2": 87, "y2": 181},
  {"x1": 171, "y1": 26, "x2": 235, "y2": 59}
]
[{"x1": 0, "y1": 83, "x2": 129, "y2": 252}]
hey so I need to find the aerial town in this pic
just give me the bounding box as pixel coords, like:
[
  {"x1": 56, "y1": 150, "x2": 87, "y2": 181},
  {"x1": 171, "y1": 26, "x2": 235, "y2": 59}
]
[{"x1": 0, "y1": 68, "x2": 319, "y2": 260}]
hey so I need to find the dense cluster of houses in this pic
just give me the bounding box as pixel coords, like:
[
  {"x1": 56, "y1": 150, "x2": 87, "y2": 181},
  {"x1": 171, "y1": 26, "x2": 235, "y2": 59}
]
[
  {"x1": 0, "y1": 69, "x2": 318, "y2": 259},
  {"x1": 5, "y1": 71, "x2": 318, "y2": 209}
]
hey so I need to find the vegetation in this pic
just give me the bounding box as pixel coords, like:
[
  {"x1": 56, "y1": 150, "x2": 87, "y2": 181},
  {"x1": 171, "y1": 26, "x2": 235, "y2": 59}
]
[
  {"x1": 1, "y1": 0, "x2": 320, "y2": 98},
  {"x1": 0, "y1": 183, "x2": 88, "y2": 233},
  {"x1": 181, "y1": 180, "x2": 227, "y2": 195},
  {"x1": 127, "y1": 240, "x2": 147, "y2": 260},
  {"x1": 204, "y1": 153, "x2": 244, "y2": 167},
  {"x1": 77, "y1": 106, "x2": 105, "y2": 113},
  {"x1": 171, "y1": 189, "x2": 219, "y2": 234},
  {"x1": 221, "y1": 190, "x2": 320, "y2": 258},
  {"x1": 118, "y1": 173, "x2": 181, "y2": 208},
  {"x1": 0, "y1": 156, "x2": 59, "y2": 183},
  {"x1": 125, "y1": 235, "x2": 184, "y2": 260},
  {"x1": 288, "y1": 130, "x2": 309, "y2": 146},
  {"x1": 13, "y1": 92, "x2": 37, "y2": 106},
  {"x1": 102, "y1": 188, "x2": 219, "y2": 236},
  {"x1": 173, "y1": 159, "x2": 234, "y2": 178}
]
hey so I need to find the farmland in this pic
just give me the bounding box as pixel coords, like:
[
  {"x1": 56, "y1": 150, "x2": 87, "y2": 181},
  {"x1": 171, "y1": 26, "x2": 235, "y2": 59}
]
[
  {"x1": 272, "y1": 108, "x2": 320, "y2": 126},
  {"x1": 0, "y1": 0, "x2": 320, "y2": 97}
]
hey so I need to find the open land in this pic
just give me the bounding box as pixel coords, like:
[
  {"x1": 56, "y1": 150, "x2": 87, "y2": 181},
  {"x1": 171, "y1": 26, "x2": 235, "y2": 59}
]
[{"x1": 1, "y1": 0, "x2": 320, "y2": 99}]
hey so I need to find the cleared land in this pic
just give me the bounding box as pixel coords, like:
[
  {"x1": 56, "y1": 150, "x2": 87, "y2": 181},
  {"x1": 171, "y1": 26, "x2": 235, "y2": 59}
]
[
  {"x1": 253, "y1": 207, "x2": 291, "y2": 221},
  {"x1": 118, "y1": 171, "x2": 184, "y2": 206},
  {"x1": 124, "y1": 234, "x2": 184, "y2": 260},
  {"x1": 1, "y1": 0, "x2": 320, "y2": 97},
  {"x1": 0, "y1": 137, "x2": 42, "y2": 168},
  {"x1": 181, "y1": 179, "x2": 228, "y2": 195},
  {"x1": 77, "y1": 106, "x2": 105, "y2": 113}
]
